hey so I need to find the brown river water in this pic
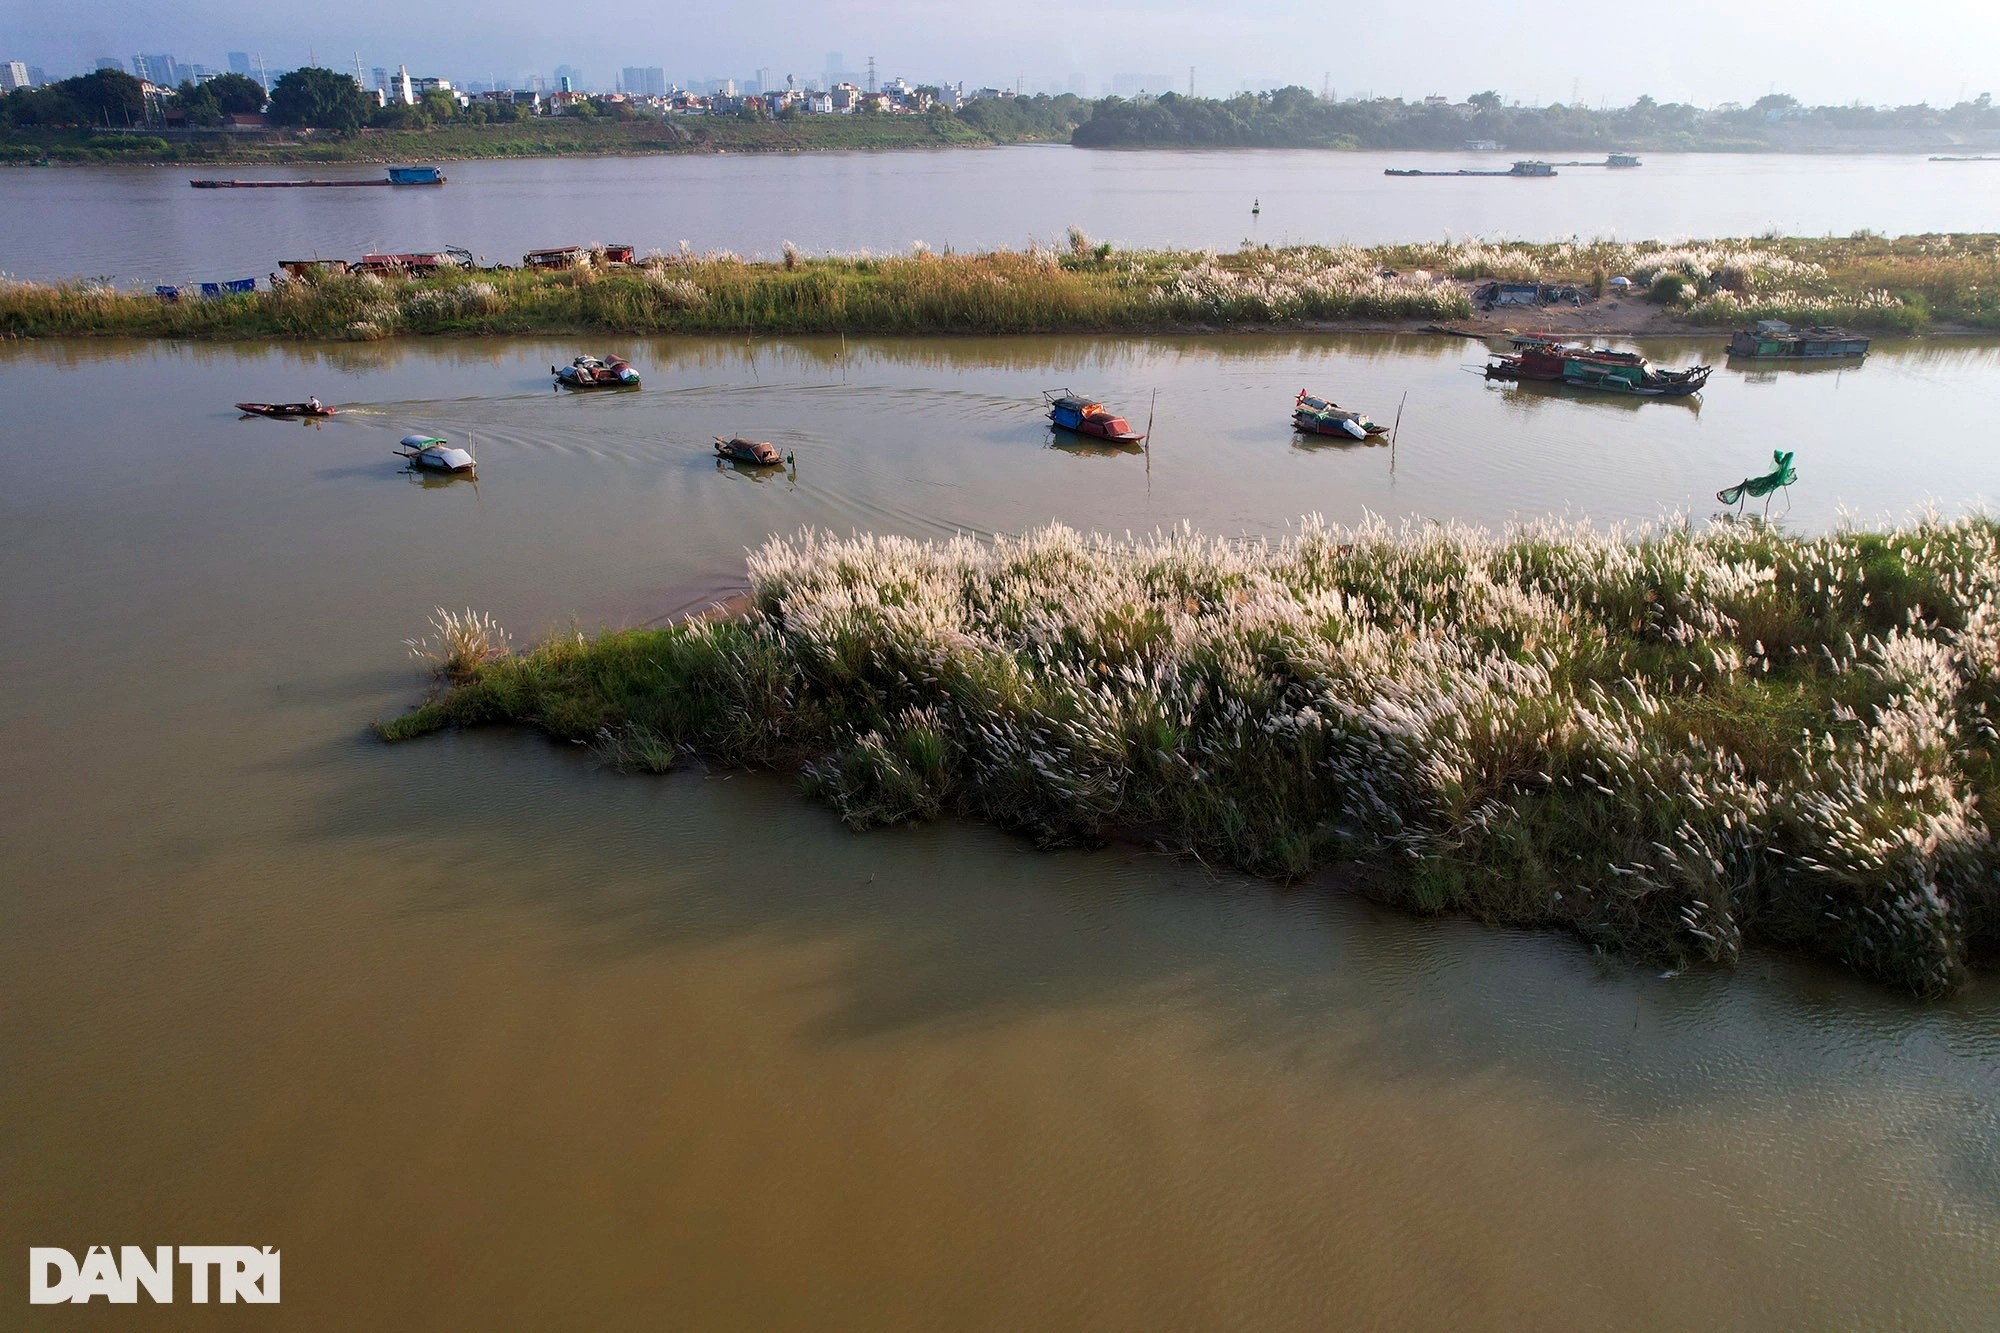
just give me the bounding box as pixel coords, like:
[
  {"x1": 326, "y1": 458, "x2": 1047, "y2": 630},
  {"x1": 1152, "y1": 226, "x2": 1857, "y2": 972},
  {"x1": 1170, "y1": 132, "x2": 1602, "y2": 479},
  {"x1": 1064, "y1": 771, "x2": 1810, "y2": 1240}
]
[{"x1": 4, "y1": 333, "x2": 1999, "y2": 1328}]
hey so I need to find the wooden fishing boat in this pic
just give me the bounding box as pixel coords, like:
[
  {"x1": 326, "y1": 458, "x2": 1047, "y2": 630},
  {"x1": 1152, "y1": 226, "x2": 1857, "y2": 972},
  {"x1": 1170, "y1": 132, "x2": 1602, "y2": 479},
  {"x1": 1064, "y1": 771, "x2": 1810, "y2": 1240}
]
[
  {"x1": 714, "y1": 436, "x2": 789, "y2": 466},
  {"x1": 1045, "y1": 390, "x2": 1145, "y2": 442},
  {"x1": 353, "y1": 248, "x2": 471, "y2": 277},
  {"x1": 394, "y1": 434, "x2": 476, "y2": 474},
  {"x1": 1485, "y1": 338, "x2": 1710, "y2": 397},
  {"x1": 1293, "y1": 390, "x2": 1386, "y2": 440},
  {"x1": 236, "y1": 400, "x2": 335, "y2": 418},
  {"x1": 554, "y1": 354, "x2": 641, "y2": 389}
]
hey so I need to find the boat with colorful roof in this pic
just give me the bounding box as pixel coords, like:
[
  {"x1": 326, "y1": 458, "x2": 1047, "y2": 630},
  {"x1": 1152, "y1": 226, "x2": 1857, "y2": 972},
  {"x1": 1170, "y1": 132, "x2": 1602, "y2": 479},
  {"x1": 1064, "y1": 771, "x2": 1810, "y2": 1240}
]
[{"x1": 1044, "y1": 390, "x2": 1145, "y2": 442}]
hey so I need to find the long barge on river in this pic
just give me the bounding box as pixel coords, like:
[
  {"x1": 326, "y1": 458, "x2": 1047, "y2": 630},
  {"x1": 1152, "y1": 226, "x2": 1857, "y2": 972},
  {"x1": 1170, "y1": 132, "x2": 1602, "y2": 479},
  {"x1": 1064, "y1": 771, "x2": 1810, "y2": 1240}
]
[
  {"x1": 1386, "y1": 160, "x2": 1557, "y2": 178},
  {"x1": 189, "y1": 166, "x2": 447, "y2": 189}
]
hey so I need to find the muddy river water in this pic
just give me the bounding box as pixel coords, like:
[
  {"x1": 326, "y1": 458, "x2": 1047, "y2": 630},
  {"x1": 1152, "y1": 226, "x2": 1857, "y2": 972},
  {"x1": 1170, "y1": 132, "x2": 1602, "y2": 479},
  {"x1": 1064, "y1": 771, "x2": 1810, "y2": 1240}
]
[{"x1": 4, "y1": 333, "x2": 1998, "y2": 1327}]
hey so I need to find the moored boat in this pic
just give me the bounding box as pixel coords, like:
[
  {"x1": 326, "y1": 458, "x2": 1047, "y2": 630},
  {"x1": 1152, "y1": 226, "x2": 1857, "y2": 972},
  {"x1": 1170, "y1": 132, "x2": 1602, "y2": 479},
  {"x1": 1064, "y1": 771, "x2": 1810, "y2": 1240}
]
[
  {"x1": 237, "y1": 399, "x2": 336, "y2": 418},
  {"x1": 1485, "y1": 337, "x2": 1710, "y2": 397},
  {"x1": 554, "y1": 355, "x2": 641, "y2": 389},
  {"x1": 1045, "y1": 390, "x2": 1145, "y2": 442},
  {"x1": 1727, "y1": 320, "x2": 1870, "y2": 359},
  {"x1": 394, "y1": 435, "x2": 476, "y2": 474},
  {"x1": 714, "y1": 436, "x2": 789, "y2": 466},
  {"x1": 1293, "y1": 390, "x2": 1386, "y2": 440}
]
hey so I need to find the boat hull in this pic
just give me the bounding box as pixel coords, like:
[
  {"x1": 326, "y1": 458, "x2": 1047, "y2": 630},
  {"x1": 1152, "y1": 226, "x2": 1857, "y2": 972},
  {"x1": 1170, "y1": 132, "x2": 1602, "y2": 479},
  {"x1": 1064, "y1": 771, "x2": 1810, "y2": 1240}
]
[{"x1": 236, "y1": 402, "x2": 335, "y2": 418}]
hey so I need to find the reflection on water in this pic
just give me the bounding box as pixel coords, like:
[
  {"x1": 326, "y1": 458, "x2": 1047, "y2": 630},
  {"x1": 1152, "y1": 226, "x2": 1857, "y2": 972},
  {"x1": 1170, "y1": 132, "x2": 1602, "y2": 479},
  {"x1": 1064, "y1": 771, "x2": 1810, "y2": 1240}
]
[{"x1": 3, "y1": 333, "x2": 1999, "y2": 1328}]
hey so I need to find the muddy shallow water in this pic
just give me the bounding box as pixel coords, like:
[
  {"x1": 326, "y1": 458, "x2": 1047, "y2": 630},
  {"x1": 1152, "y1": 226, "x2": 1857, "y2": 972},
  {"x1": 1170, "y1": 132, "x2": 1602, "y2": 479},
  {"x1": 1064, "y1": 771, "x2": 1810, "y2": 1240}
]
[{"x1": 3, "y1": 334, "x2": 1997, "y2": 1328}]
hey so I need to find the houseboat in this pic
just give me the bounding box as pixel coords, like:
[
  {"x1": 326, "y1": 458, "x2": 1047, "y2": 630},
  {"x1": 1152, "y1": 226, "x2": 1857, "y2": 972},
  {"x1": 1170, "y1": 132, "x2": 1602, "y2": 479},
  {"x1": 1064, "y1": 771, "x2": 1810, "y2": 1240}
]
[
  {"x1": 1727, "y1": 320, "x2": 1870, "y2": 360},
  {"x1": 386, "y1": 166, "x2": 447, "y2": 185},
  {"x1": 1486, "y1": 338, "x2": 1711, "y2": 397}
]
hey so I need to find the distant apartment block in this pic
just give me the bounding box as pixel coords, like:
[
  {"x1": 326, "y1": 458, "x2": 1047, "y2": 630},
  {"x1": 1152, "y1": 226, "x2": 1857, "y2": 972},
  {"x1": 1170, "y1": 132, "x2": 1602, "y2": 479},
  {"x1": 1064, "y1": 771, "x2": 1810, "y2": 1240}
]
[
  {"x1": 621, "y1": 66, "x2": 667, "y2": 97},
  {"x1": 132, "y1": 54, "x2": 180, "y2": 86},
  {"x1": 2, "y1": 60, "x2": 30, "y2": 92},
  {"x1": 227, "y1": 52, "x2": 252, "y2": 77}
]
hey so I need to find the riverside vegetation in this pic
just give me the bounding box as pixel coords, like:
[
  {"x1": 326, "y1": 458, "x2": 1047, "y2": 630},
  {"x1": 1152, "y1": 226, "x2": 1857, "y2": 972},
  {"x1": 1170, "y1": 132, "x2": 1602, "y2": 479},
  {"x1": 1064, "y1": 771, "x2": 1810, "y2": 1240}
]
[
  {"x1": 383, "y1": 516, "x2": 2000, "y2": 999},
  {"x1": 6, "y1": 233, "x2": 1999, "y2": 339}
]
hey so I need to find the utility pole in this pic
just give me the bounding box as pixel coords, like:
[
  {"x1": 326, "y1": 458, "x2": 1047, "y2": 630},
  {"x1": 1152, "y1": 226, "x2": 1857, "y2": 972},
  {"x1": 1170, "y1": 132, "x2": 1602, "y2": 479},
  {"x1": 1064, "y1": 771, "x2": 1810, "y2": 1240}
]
[{"x1": 1188, "y1": 66, "x2": 1194, "y2": 97}]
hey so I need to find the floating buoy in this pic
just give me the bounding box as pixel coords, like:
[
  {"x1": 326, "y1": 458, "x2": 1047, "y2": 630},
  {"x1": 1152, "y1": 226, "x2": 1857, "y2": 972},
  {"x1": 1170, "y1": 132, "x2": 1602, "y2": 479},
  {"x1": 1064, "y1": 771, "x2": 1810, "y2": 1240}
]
[{"x1": 1251, "y1": 197, "x2": 1261, "y2": 215}]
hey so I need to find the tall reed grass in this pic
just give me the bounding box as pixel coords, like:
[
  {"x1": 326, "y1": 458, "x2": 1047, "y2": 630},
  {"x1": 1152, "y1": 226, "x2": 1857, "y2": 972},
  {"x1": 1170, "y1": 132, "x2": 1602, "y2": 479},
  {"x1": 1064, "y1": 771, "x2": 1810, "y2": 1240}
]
[{"x1": 382, "y1": 515, "x2": 2000, "y2": 998}]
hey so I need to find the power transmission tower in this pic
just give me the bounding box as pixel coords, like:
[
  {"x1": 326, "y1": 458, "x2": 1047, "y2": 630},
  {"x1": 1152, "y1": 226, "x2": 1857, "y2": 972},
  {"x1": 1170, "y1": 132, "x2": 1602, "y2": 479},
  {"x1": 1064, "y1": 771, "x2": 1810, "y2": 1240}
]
[{"x1": 866, "y1": 56, "x2": 876, "y2": 94}]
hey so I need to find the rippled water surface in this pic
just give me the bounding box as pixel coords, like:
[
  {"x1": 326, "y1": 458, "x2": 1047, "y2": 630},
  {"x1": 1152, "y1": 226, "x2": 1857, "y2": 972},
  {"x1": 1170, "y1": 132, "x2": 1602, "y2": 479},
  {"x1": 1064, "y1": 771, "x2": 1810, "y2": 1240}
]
[
  {"x1": 3, "y1": 334, "x2": 1998, "y2": 1328},
  {"x1": 9, "y1": 148, "x2": 2000, "y2": 283}
]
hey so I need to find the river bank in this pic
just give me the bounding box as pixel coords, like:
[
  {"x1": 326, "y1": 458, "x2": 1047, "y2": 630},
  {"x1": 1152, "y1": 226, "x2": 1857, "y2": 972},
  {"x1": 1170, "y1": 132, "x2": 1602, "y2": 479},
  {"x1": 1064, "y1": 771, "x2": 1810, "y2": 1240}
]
[
  {"x1": 5, "y1": 234, "x2": 1996, "y2": 339},
  {"x1": 0, "y1": 116, "x2": 1058, "y2": 165},
  {"x1": 381, "y1": 516, "x2": 2000, "y2": 999}
]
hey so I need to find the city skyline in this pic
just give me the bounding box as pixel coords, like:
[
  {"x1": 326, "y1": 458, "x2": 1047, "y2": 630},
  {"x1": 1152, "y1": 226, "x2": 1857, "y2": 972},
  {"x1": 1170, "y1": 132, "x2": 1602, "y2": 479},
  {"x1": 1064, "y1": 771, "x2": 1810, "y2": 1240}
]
[{"x1": 3, "y1": 0, "x2": 1997, "y2": 108}]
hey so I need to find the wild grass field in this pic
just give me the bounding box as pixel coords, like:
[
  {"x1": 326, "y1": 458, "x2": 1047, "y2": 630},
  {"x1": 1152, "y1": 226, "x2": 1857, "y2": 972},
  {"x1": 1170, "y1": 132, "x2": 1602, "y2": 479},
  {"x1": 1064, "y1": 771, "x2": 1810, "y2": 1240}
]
[
  {"x1": 384, "y1": 515, "x2": 2000, "y2": 998},
  {"x1": 5, "y1": 234, "x2": 1993, "y2": 339}
]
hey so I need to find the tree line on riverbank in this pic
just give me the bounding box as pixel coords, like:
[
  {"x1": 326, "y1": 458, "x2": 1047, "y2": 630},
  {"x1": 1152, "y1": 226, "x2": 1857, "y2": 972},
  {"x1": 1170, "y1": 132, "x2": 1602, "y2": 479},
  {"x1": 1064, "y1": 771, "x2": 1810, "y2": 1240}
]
[
  {"x1": 382, "y1": 515, "x2": 2000, "y2": 998},
  {"x1": 1074, "y1": 88, "x2": 2000, "y2": 152},
  {"x1": 3, "y1": 234, "x2": 1993, "y2": 339},
  {"x1": 9, "y1": 71, "x2": 1999, "y2": 162},
  {"x1": 0, "y1": 66, "x2": 1086, "y2": 163}
]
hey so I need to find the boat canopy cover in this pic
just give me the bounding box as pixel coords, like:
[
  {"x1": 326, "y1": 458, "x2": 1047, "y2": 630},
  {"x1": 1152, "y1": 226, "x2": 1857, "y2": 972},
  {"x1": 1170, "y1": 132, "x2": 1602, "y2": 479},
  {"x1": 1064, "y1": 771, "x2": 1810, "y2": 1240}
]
[{"x1": 400, "y1": 435, "x2": 447, "y2": 448}]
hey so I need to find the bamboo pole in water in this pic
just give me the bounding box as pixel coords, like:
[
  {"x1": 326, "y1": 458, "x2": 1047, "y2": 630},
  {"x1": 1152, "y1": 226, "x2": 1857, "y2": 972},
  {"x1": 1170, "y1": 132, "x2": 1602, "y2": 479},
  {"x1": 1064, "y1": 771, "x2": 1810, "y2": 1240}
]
[{"x1": 1390, "y1": 390, "x2": 1407, "y2": 475}]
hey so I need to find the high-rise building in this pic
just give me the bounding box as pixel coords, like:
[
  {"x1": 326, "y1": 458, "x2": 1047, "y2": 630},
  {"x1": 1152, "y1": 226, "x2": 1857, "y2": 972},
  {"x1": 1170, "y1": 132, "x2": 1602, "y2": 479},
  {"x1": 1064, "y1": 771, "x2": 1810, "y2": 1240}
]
[
  {"x1": 132, "y1": 54, "x2": 179, "y2": 87},
  {"x1": 554, "y1": 64, "x2": 582, "y2": 92},
  {"x1": 227, "y1": 52, "x2": 252, "y2": 77},
  {"x1": 621, "y1": 66, "x2": 666, "y2": 98},
  {"x1": 753, "y1": 67, "x2": 772, "y2": 96},
  {"x1": 371, "y1": 67, "x2": 389, "y2": 94},
  {"x1": 1, "y1": 61, "x2": 30, "y2": 93},
  {"x1": 95, "y1": 57, "x2": 123, "y2": 72},
  {"x1": 27, "y1": 65, "x2": 45, "y2": 87}
]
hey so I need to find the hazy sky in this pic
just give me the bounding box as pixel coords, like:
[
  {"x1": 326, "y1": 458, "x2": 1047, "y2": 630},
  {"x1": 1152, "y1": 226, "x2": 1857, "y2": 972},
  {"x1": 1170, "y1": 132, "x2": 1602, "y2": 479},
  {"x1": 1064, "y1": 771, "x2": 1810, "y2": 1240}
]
[{"x1": 7, "y1": 0, "x2": 1998, "y2": 106}]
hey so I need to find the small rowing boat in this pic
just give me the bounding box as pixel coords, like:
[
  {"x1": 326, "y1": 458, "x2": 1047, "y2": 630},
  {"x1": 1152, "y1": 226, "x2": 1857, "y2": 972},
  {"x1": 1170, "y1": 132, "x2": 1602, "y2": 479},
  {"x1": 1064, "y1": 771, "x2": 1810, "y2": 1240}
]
[
  {"x1": 237, "y1": 400, "x2": 335, "y2": 418},
  {"x1": 1293, "y1": 390, "x2": 1386, "y2": 440},
  {"x1": 394, "y1": 435, "x2": 476, "y2": 475},
  {"x1": 714, "y1": 436, "x2": 789, "y2": 466},
  {"x1": 1045, "y1": 390, "x2": 1145, "y2": 442},
  {"x1": 554, "y1": 354, "x2": 641, "y2": 389}
]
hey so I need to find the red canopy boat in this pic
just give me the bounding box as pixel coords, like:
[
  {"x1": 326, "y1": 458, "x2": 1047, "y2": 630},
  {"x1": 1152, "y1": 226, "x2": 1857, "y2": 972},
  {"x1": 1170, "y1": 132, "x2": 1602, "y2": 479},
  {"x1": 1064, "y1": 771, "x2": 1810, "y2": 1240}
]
[{"x1": 1045, "y1": 390, "x2": 1145, "y2": 442}]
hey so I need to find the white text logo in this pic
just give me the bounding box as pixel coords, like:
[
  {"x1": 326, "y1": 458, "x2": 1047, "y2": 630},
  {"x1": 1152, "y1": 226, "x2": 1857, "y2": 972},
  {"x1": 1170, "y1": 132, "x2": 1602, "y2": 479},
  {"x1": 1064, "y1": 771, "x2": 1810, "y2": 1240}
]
[{"x1": 29, "y1": 1246, "x2": 280, "y2": 1304}]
